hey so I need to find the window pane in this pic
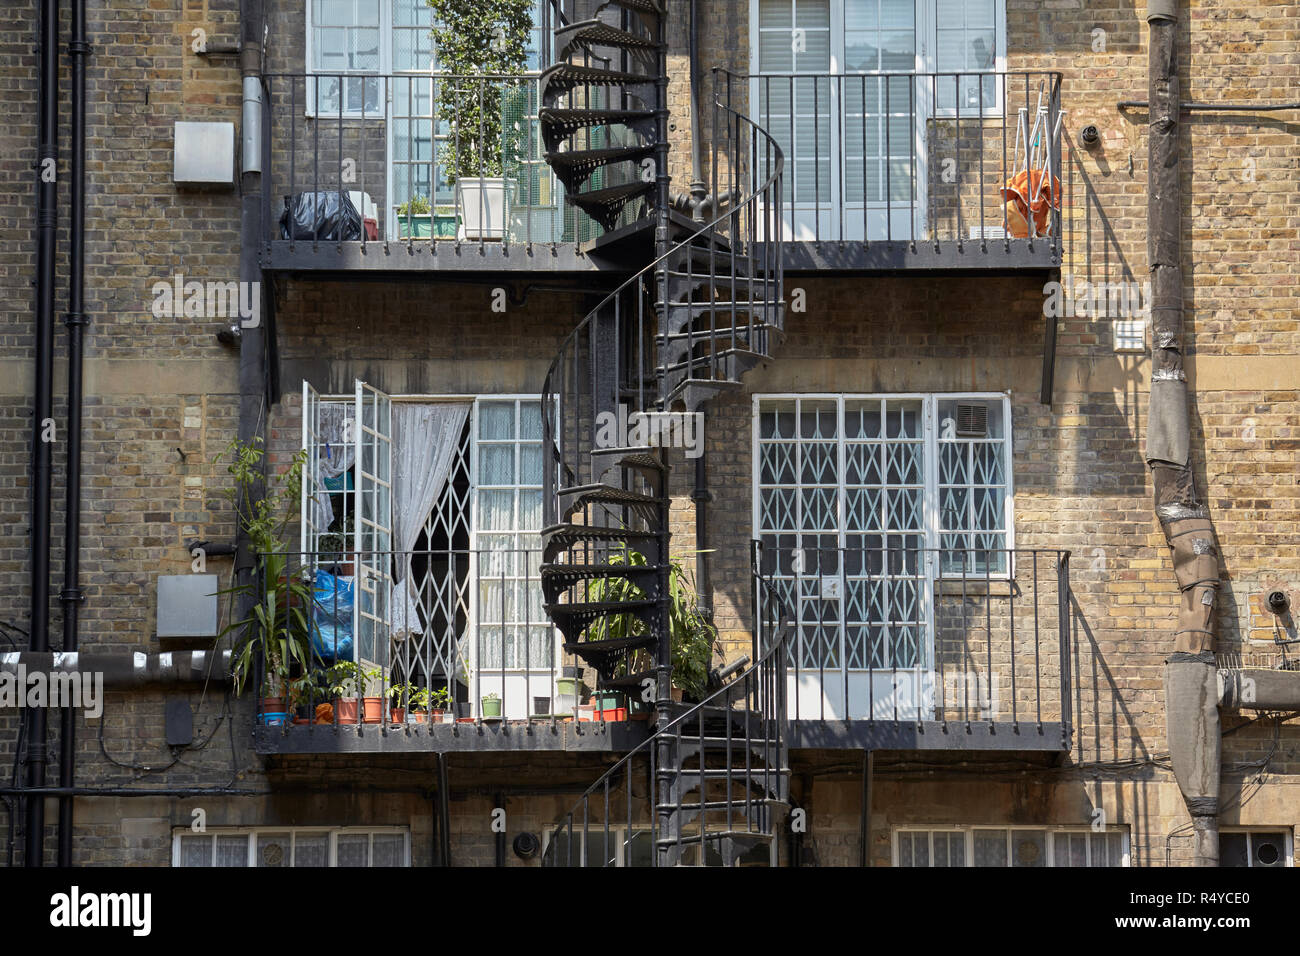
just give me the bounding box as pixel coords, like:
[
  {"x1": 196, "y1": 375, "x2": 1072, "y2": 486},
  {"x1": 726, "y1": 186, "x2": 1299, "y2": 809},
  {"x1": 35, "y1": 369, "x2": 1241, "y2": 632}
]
[
  {"x1": 337, "y1": 833, "x2": 369, "y2": 866},
  {"x1": 973, "y1": 832, "x2": 1007, "y2": 866},
  {"x1": 178, "y1": 835, "x2": 211, "y2": 867},
  {"x1": 257, "y1": 833, "x2": 292, "y2": 868},
  {"x1": 1012, "y1": 830, "x2": 1046, "y2": 867},
  {"x1": 479, "y1": 402, "x2": 515, "y2": 440},
  {"x1": 372, "y1": 833, "x2": 406, "y2": 866},
  {"x1": 294, "y1": 833, "x2": 329, "y2": 867},
  {"x1": 214, "y1": 834, "x2": 249, "y2": 867}
]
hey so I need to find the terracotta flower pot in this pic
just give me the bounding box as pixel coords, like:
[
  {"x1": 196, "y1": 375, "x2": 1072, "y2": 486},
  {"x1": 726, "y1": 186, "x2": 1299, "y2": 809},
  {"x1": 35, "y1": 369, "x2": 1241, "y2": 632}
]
[
  {"x1": 260, "y1": 696, "x2": 285, "y2": 714},
  {"x1": 362, "y1": 696, "x2": 384, "y2": 723},
  {"x1": 411, "y1": 711, "x2": 429, "y2": 724},
  {"x1": 390, "y1": 708, "x2": 406, "y2": 723},
  {"x1": 334, "y1": 697, "x2": 360, "y2": 723}
]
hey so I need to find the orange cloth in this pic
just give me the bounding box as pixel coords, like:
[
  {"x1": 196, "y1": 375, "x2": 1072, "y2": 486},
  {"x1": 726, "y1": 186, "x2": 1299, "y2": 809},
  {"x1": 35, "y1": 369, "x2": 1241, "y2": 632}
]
[
  {"x1": 314, "y1": 702, "x2": 334, "y2": 724},
  {"x1": 999, "y1": 168, "x2": 1061, "y2": 237}
]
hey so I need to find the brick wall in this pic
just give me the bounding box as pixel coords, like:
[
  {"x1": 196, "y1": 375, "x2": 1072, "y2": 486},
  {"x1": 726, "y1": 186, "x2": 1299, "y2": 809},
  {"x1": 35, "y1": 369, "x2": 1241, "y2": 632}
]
[{"x1": 0, "y1": 0, "x2": 1296, "y2": 867}]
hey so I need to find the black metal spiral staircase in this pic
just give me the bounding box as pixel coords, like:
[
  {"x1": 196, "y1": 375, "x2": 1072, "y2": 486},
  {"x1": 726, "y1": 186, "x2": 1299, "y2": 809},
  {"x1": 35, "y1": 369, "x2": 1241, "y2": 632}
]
[{"x1": 538, "y1": 1, "x2": 790, "y2": 865}]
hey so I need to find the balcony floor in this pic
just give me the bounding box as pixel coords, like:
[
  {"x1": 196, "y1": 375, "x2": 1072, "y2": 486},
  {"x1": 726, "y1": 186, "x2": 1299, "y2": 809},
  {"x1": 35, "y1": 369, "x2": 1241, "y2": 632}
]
[
  {"x1": 252, "y1": 718, "x2": 651, "y2": 755},
  {"x1": 789, "y1": 719, "x2": 1070, "y2": 752},
  {"x1": 773, "y1": 238, "x2": 1062, "y2": 274}
]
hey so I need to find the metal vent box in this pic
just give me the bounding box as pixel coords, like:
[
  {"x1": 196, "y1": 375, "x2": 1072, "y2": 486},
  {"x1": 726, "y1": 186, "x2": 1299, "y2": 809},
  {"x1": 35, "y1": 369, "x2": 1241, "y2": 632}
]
[
  {"x1": 173, "y1": 121, "x2": 236, "y2": 185},
  {"x1": 157, "y1": 574, "x2": 219, "y2": 638}
]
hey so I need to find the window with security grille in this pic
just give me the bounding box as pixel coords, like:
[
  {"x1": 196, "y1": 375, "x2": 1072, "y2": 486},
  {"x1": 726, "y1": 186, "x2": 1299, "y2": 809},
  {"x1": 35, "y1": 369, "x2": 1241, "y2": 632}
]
[
  {"x1": 895, "y1": 827, "x2": 1127, "y2": 867},
  {"x1": 174, "y1": 828, "x2": 409, "y2": 867},
  {"x1": 754, "y1": 394, "x2": 1012, "y2": 677}
]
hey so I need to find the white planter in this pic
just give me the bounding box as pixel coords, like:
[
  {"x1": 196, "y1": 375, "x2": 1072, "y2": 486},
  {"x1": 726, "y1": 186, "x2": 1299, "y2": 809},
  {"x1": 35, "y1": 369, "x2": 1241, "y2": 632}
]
[{"x1": 456, "y1": 178, "x2": 507, "y2": 240}]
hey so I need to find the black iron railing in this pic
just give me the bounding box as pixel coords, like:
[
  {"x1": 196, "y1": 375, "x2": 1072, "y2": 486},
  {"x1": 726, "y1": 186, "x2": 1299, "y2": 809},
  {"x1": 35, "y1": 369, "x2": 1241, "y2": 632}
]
[
  {"x1": 753, "y1": 543, "x2": 1072, "y2": 737},
  {"x1": 262, "y1": 72, "x2": 608, "y2": 251},
  {"x1": 246, "y1": 547, "x2": 604, "y2": 730},
  {"x1": 540, "y1": 540, "x2": 793, "y2": 867},
  {"x1": 726, "y1": 70, "x2": 1064, "y2": 248}
]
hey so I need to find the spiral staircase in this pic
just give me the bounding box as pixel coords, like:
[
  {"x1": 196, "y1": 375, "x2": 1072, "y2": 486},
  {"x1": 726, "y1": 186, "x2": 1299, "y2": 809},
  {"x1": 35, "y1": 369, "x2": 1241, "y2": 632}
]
[{"x1": 537, "y1": 0, "x2": 791, "y2": 865}]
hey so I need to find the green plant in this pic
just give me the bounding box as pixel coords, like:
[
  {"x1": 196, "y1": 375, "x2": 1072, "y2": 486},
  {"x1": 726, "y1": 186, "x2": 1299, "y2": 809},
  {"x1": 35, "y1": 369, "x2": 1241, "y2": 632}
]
[
  {"x1": 396, "y1": 195, "x2": 431, "y2": 218},
  {"x1": 317, "y1": 512, "x2": 354, "y2": 561},
  {"x1": 325, "y1": 661, "x2": 361, "y2": 698},
  {"x1": 428, "y1": 0, "x2": 533, "y2": 178},
  {"x1": 408, "y1": 687, "x2": 433, "y2": 713},
  {"x1": 586, "y1": 549, "x2": 716, "y2": 700},
  {"x1": 428, "y1": 686, "x2": 452, "y2": 711},
  {"x1": 215, "y1": 438, "x2": 313, "y2": 698},
  {"x1": 386, "y1": 681, "x2": 415, "y2": 707},
  {"x1": 482, "y1": 691, "x2": 500, "y2": 701}
]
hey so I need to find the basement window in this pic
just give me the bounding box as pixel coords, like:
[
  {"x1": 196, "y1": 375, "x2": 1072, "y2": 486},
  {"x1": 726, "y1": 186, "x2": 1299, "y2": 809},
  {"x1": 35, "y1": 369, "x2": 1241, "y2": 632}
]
[
  {"x1": 1219, "y1": 830, "x2": 1293, "y2": 868},
  {"x1": 173, "y1": 827, "x2": 409, "y2": 867},
  {"x1": 894, "y1": 826, "x2": 1128, "y2": 867}
]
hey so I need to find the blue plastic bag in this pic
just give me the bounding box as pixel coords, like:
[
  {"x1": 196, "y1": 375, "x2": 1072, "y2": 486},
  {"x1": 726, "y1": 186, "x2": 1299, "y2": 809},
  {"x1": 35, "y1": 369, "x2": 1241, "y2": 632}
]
[{"x1": 312, "y1": 569, "x2": 355, "y2": 663}]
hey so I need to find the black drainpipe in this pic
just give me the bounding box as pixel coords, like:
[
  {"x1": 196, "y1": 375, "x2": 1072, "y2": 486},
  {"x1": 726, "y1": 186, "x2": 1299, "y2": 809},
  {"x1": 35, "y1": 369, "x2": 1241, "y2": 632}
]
[
  {"x1": 687, "y1": 0, "x2": 706, "y2": 215},
  {"x1": 25, "y1": 0, "x2": 61, "y2": 869},
  {"x1": 236, "y1": 0, "x2": 268, "y2": 610},
  {"x1": 57, "y1": 0, "x2": 90, "y2": 869}
]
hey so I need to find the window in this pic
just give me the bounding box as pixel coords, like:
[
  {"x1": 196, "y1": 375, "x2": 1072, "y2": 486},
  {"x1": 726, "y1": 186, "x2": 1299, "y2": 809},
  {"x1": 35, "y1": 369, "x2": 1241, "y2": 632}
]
[
  {"x1": 174, "y1": 828, "x2": 410, "y2": 867},
  {"x1": 475, "y1": 399, "x2": 549, "y2": 671},
  {"x1": 1219, "y1": 831, "x2": 1293, "y2": 868},
  {"x1": 307, "y1": 0, "x2": 551, "y2": 114},
  {"x1": 301, "y1": 387, "x2": 556, "y2": 718},
  {"x1": 895, "y1": 827, "x2": 1128, "y2": 867},
  {"x1": 754, "y1": 394, "x2": 1013, "y2": 577},
  {"x1": 752, "y1": 0, "x2": 1005, "y2": 238}
]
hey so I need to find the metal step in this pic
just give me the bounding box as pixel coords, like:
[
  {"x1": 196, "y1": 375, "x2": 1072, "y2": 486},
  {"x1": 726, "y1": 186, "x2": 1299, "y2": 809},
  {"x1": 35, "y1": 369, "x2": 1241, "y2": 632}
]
[
  {"x1": 556, "y1": 20, "x2": 658, "y2": 58},
  {"x1": 598, "y1": 669, "x2": 658, "y2": 691},
  {"x1": 562, "y1": 632, "x2": 657, "y2": 656},
  {"x1": 589, "y1": 445, "x2": 666, "y2": 486},
  {"x1": 540, "y1": 561, "x2": 661, "y2": 603},
  {"x1": 541, "y1": 63, "x2": 656, "y2": 99},
  {"x1": 545, "y1": 144, "x2": 656, "y2": 191},
  {"x1": 567, "y1": 180, "x2": 655, "y2": 231},
  {"x1": 541, "y1": 523, "x2": 660, "y2": 564},
  {"x1": 539, "y1": 108, "x2": 655, "y2": 153},
  {"x1": 544, "y1": 597, "x2": 658, "y2": 642},
  {"x1": 559, "y1": 482, "x2": 662, "y2": 523}
]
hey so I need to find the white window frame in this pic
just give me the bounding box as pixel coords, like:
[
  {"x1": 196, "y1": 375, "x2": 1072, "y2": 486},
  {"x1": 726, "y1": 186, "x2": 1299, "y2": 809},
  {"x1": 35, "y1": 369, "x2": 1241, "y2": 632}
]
[
  {"x1": 751, "y1": 392, "x2": 1016, "y2": 574},
  {"x1": 1219, "y1": 829, "x2": 1295, "y2": 868},
  {"x1": 748, "y1": 0, "x2": 1006, "y2": 240},
  {"x1": 300, "y1": 389, "x2": 559, "y2": 717},
  {"x1": 748, "y1": 0, "x2": 1007, "y2": 85},
  {"x1": 172, "y1": 826, "x2": 411, "y2": 867},
  {"x1": 893, "y1": 826, "x2": 1130, "y2": 867}
]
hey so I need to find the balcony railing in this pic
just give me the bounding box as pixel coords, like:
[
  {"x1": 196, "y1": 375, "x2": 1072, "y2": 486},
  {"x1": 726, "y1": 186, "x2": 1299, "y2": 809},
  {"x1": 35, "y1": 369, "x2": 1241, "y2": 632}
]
[
  {"x1": 752, "y1": 543, "x2": 1072, "y2": 748},
  {"x1": 249, "y1": 547, "x2": 584, "y2": 732},
  {"x1": 723, "y1": 70, "x2": 1063, "y2": 256},
  {"x1": 262, "y1": 73, "x2": 631, "y2": 256}
]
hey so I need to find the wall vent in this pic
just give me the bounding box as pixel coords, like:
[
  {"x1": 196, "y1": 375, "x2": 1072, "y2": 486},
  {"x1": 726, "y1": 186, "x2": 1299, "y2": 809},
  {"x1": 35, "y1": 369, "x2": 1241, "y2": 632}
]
[{"x1": 955, "y1": 403, "x2": 988, "y2": 437}]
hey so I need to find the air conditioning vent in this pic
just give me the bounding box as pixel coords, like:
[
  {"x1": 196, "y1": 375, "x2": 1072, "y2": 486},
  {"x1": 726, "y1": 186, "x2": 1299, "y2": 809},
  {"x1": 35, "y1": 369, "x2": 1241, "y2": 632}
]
[{"x1": 955, "y1": 403, "x2": 988, "y2": 437}]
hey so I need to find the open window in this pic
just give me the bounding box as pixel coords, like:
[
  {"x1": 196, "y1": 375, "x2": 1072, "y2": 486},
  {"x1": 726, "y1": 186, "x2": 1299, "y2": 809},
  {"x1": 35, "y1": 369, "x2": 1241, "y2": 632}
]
[{"x1": 301, "y1": 383, "x2": 557, "y2": 719}]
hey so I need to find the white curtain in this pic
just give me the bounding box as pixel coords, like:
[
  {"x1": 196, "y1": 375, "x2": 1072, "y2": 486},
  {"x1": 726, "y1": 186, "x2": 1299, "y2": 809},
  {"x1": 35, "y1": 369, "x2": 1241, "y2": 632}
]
[
  {"x1": 310, "y1": 403, "x2": 357, "y2": 532},
  {"x1": 389, "y1": 402, "x2": 471, "y2": 639}
]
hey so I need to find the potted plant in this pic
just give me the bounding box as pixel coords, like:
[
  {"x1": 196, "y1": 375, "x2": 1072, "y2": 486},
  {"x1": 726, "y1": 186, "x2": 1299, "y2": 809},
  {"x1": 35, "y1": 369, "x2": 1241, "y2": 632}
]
[
  {"x1": 326, "y1": 660, "x2": 362, "y2": 723},
  {"x1": 586, "y1": 549, "x2": 715, "y2": 705},
  {"x1": 287, "y1": 675, "x2": 317, "y2": 724},
  {"x1": 214, "y1": 438, "x2": 314, "y2": 721},
  {"x1": 396, "y1": 195, "x2": 432, "y2": 239},
  {"x1": 360, "y1": 666, "x2": 386, "y2": 723},
  {"x1": 480, "y1": 691, "x2": 502, "y2": 719},
  {"x1": 387, "y1": 681, "x2": 414, "y2": 723},
  {"x1": 429, "y1": 0, "x2": 534, "y2": 240},
  {"x1": 428, "y1": 685, "x2": 454, "y2": 723},
  {"x1": 406, "y1": 686, "x2": 431, "y2": 723}
]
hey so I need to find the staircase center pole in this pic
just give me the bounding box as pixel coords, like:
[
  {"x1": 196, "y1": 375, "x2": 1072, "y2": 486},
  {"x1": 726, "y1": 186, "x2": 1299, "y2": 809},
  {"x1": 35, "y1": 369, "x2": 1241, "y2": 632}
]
[{"x1": 652, "y1": 2, "x2": 675, "y2": 868}]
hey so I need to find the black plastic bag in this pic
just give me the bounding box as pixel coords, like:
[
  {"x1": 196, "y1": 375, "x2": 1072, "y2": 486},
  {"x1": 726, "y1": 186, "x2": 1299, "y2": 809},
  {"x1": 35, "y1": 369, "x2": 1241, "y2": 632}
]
[{"x1": 279, "y1": 191, "x2": 362, "y2": 241}]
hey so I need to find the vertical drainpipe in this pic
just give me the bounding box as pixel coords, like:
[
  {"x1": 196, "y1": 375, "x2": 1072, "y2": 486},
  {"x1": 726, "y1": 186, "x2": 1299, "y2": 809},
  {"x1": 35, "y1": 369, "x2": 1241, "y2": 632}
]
[
  {"x1": 57, "y1": 0, "x2": 90, "y2": 868},
  {"x1": 1146, "y1": 0, "x2": 1221, "y2": 866},
  {"x1": 237, "y1": 0, "x2": 268, "y2": 612},
  {"x1": 25, "y1": 0, "x2": 61, "y2": 869}
]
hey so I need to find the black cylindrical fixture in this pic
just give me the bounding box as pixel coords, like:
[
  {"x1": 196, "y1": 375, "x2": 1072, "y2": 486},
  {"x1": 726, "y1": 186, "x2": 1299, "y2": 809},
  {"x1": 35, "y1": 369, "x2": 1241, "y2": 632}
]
[
  {"x1": 25, "y1": 0, "x2": 61, "y2": 869},
  {"x1": 57, "y1": 0, "x2": 90, "y2": 868}
]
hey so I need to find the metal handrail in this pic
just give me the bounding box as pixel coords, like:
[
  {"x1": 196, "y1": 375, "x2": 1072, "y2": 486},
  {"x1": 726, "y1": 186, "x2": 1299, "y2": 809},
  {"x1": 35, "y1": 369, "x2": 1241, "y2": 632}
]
[{"x1": 540, "y1": 539, "x2": 795, "y2": 866}]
